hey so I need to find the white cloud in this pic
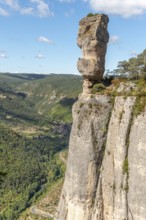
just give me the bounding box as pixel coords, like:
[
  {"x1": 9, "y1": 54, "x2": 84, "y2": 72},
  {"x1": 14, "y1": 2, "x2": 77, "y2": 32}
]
[
  {"x1": 4, "y1": 0, "x2": 19, "y2": 10},
  {"x1": 37, "y1": 36, "x2": 53, "y2": 44},
  {"x1": 30, "y1": 0, "x2": 54, "y2": 17},
  {"x1": 85, "y1": 0, "x2": 146, "y2": 17},
  {"x1": 35, "y1": 52, "x2": 45, "y2": 59},
  {"x1": 0, "y1": 0, "x2": 54, "y2": 17},
  {"x1": 0, "y1": 52, "x2": 8, "y2": 59},
  {"x1": 0, "y1": 7, "x2": 9, "y2": 16},
  {"x1": 20, "y1": 7, "x2": 34, "y2": 15},
  {"x1": 109, "y1": 35, "x2": 119, "y2": 44}
]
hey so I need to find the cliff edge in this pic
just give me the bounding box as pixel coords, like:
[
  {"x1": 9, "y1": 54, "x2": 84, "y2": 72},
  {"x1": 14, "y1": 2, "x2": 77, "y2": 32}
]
[
  {"x1": 56, "y1": 83, "x2": 146, "y2": 220},
  {"x1": 56, "y1": 14, "x2": 146, "y2": 220}
]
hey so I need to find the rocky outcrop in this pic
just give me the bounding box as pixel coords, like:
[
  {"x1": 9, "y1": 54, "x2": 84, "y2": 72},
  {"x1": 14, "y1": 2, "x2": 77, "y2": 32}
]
[
  {"x1": 56, "y1": 93, "x2": 146, "y2": 220},
  {"x1": 56, "y1": 13, "x2": 146, "y2": 220},
  {"x1": 56, "y1": 94, "x2": 112, "y2": 220},
  {"x1": 77, "y1": 14, "x2": 109, "y2": 94}
]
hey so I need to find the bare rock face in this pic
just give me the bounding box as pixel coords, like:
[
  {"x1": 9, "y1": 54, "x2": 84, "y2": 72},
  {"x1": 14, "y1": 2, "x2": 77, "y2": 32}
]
[
  {"x1": 77, "y1": 14, "x2": 109, "y2": 94},
  {"x1": 56, "y1": 90, "x2": 146, "y2": 220},
  {"x1": 55, "y1": 95, "x2": 113, "y2": 220}
]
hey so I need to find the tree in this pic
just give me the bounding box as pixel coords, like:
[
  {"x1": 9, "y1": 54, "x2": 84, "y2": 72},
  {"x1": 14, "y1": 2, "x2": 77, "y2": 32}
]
[{"x1": 114, "y1": 49, "x2": 146, "y2": 79}]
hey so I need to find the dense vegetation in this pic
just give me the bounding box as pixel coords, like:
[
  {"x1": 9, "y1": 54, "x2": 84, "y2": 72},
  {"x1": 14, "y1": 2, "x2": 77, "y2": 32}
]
[
  {"x1": 0, "y1": 73, "x2": 81, "y2": 220},
  {"x1": 0, "y1": 73, "x2": 82, "y2": 125},
  {"x1": 0, "y1": 124, "x2": 67, "y2": 219},
  {"x1": 107, "y1": 49, "x2": 146, "y2": 79},
  {"x1": 17, "y1": 74, "x2": 82, "y2": 123}
]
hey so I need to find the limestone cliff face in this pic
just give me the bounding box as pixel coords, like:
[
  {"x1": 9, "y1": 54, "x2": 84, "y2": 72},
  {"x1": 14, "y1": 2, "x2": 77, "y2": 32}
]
[
  {"x1": 56, "y1": 94, "x2": 112, "y2": 220},
  {"x1": 56, "y1": 94, "x2": 146, "y2": 220},
  {"x1": 55, "y1": 14, "x2": 146, "y2": 220}
]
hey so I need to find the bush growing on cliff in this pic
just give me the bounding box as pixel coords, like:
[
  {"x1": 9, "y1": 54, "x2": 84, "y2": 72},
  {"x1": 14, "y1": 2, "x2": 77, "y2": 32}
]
[
  {"x1": 87, "y1": 13, "x2": 94, "y2": 17},
  {"x1": 87, "y1": 13, "x2": 98, "y2": 17},
  {"x1": 92, "y1": 83, "x2": 106, "y2": 93},
  {"x1": 123, "y1": 158, "x2": 129, "y2": 174},
  {"x1": 133, "y1": 96, "x2": 146, "y2": 117}
]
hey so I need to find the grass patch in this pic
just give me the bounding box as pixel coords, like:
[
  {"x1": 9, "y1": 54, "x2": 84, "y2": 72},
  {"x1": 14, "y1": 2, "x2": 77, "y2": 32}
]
[
  {"x1": 88, "y1": 103, "x2": 92, "y2": 109},
  {"x1": 79, "y1": 102, "x2": 84, "y2": 108},
  {"x1": 123, "y1": 157, "x2": 129, "y2": 174},
  {"x1": 87, "y1": 13, "x2": 99, "y2": 17},
  {"x1": 133, "y1": 96, "x2": 146, "y2": 117}
]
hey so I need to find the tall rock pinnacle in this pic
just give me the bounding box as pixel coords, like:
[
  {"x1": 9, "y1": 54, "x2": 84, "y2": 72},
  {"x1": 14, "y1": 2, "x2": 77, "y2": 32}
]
[
  {"x1": 55, "y1": 14, "x2": 146, "y2": 220},
  {"x1": 77, "y1": 14, "x2": 109, "y2": 94}
]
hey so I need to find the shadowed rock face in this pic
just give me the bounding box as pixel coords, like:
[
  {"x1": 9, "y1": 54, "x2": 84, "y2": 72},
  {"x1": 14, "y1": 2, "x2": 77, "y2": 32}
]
[{"x1": 77, "y1": 14, "x2": 109, "y2": 94}]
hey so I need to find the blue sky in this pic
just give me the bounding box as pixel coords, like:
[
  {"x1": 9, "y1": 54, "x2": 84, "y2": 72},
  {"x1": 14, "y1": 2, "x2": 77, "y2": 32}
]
[{"x1": 0, "y1": 0, "x2": 146, "y2": 74}]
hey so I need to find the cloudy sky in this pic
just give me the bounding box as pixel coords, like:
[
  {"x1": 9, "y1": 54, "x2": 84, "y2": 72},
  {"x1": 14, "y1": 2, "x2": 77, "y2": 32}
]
[{"x1": 0, "y1": 0, "x2": 146, "y2": 74}]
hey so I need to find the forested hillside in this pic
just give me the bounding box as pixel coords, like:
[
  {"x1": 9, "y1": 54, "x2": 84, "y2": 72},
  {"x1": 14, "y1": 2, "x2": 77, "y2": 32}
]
[
  {"x1": 1, "y1": 50, "x2": 145, "y2": 219},
  {"x1": 0, "y1": 73, "x2": 82, "y2": 220}
]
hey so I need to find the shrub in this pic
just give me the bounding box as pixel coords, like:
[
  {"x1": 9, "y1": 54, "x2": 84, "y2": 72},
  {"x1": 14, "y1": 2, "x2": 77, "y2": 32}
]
[
  {"x1": 87, "y1": 13, "x2": 94, "y2": 17},
  {"x1": 92, "y1": 83, "x2": 106, "y2": 93},
  {"x1": 111, "y1": 78, "x2": 127, "y2": 87},
  {"x1": 133, "y1": 96, "x2": 146, "y2": 117},
  {"x1": 123, "y1": 158, "x2": 129, "y2": 174},
  {"x1": 79, "y1": 102, "x2": 84, "y2": 108},
  {"x1": 88, "y1": 103, "x2": 92, "y2": 109}
]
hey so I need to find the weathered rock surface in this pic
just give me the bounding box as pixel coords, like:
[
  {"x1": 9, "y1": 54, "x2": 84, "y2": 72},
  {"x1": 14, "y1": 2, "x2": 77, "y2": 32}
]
[
  {"x1": 56, "y1": 14, "x2": 146, "y2": 220},
  {"x1": 128, "y1": 113, "x2": 146, "y2": 220},
  {"x1": 56, "y1": 94, "x2": 112, "y2": 220},
  {"x1": 101, "y1": 96, "x2": 136, "y2": 220},
  {"x1": 56, "y1": 92, "x2": 146, "y2": 220},
  {"x1": 77, "y1": 14, "x2": 109, "y2": 93}
]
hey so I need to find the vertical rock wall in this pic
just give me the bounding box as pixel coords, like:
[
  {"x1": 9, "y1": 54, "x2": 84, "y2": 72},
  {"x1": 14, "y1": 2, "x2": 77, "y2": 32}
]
[
  {"x1": 56, "y1": 95, "x2": 113, "y2": 220},
  {"x1": 128, "y1": 113, "x2": 146, "y2": 220},
  {"x1": 101, "y1": 96, "x2": 136, "y2": 220},
  {"x1": 56, "y1": 95, "x2": 146, "y2": 220}
]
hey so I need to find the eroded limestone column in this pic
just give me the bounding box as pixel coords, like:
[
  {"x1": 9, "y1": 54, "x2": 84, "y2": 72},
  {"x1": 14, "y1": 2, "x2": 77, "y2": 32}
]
[{"x1": 77, "y1": 14, "x2": 109, "y2": 94}]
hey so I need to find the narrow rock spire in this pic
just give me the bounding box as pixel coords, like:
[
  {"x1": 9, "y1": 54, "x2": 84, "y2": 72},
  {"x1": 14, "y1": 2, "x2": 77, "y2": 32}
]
[{"x1": 77, "y1": 14, "x2": 109, "y2": 94}]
